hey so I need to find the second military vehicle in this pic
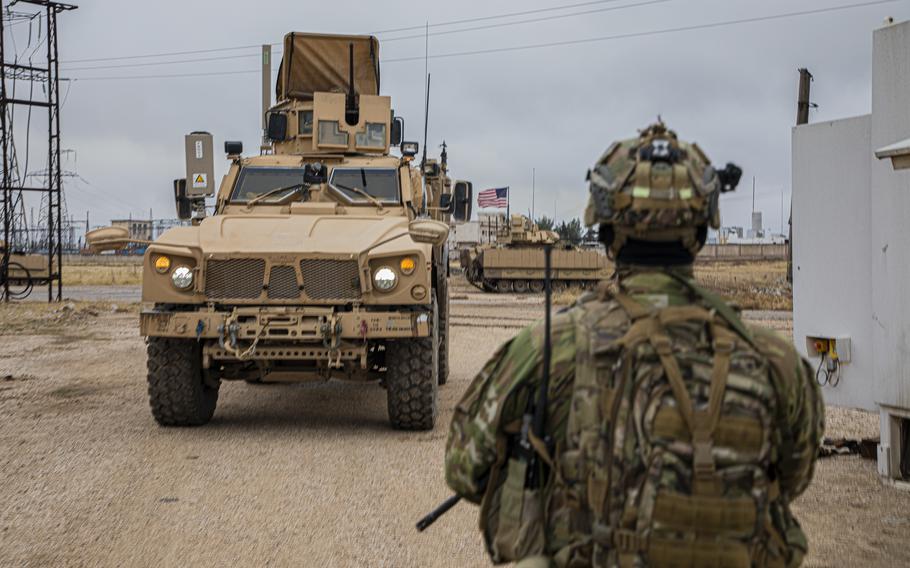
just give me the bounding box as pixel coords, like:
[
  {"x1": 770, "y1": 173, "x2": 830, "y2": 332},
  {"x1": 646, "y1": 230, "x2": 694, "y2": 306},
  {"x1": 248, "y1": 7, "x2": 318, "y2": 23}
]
[
  {"x1": 88, "y1": 32, "x2": 471, "y2": 430},
  {"x1": 459, "y1": 215, "x2": 609, "y2": 292}
]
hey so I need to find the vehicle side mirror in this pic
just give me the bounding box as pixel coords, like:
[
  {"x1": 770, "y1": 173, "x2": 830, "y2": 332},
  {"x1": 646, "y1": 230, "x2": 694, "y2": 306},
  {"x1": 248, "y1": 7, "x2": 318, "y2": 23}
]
[
  {"x1": 174, "y1": 178, "x2": 192, "y2": 220},
  {"x1": 408, "y1": 219, "x2": 450, "y2": 247},
  {"x1": 452, "y1": 181, "x2": 473, "y2": 222},
  {"x1": 438, "y1": 193, "x2": 453, "y2": 212},
  {"x1": 390, "y1": 116, "x2": 403, "y2": 146},
  {"x1": 267, "y1": 112, "x2": 288, "y2": 141},
  {"x1": 85, "y1": 226, "x2": 132, "y2": 253}
]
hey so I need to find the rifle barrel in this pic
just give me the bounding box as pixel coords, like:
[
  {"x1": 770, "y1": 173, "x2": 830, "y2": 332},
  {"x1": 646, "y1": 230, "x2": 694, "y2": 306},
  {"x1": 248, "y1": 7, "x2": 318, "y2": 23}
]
[{"x1": 416, "y1": 494, "x2": 461, "y2": 532}]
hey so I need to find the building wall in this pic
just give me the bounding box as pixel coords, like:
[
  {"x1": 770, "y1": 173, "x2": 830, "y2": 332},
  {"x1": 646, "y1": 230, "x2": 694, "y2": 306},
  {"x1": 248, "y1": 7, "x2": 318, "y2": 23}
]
[
  {"x1": 793, "y1": 115, "x2": 874, "y2": 410},
  {"x1": 870, "y1": 21, "x2": 910, "y2": 411}
]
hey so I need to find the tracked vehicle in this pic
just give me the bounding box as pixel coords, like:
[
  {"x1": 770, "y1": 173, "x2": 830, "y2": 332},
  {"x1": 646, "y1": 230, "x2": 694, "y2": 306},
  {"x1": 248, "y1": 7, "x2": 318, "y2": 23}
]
[
  {"x1": 88, "y1": 33, "x2": 471, "y2": 430},
  {"x1": 459, "y1": 215, "x2": 608, "y2": 293}
]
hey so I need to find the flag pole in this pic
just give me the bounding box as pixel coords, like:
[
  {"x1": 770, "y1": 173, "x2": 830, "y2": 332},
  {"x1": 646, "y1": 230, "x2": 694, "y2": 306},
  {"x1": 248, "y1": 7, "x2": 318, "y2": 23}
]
[{"x1": 506, "y1": 186, "x2": 510, "y2": 219}]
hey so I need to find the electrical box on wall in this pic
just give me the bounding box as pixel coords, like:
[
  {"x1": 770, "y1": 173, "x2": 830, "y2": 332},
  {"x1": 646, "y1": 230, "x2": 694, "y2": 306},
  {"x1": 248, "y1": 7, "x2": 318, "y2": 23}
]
[{"x1": 805, "y1": 335, "x2": 852, "y2": 363}]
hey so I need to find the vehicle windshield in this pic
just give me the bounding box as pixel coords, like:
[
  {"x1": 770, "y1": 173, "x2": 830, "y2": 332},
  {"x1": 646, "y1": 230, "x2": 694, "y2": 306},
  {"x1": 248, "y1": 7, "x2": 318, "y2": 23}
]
[
  {"x1": 329, "y1": 168, "x2": 400, "y2": 204},
  {"x1": 230, "y1": 167, "x2": 307, "y2": 202}
]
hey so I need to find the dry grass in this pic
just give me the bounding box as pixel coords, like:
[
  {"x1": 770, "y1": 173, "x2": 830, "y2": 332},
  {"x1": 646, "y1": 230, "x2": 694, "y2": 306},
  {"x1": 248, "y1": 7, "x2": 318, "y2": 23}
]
[
  {"x1": 0, "y1": 301, "x2": 138, "y2": 336},
  {"x1": 694, "y1": 260, "x2": 791, "y2": 310},
  {"x1": 548, "y1": 260, "x2": 791, "y2": 310},
  {"x1": 61, "y1": 264, "x2": 143, "y2": 286}
]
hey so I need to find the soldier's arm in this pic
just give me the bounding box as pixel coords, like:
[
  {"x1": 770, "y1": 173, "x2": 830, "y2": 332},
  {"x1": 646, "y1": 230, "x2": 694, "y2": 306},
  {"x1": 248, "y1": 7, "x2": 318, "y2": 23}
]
[
  {"x1": 444, "y1": 312, "x2": 576, "y2": 503},
  {"x1": 756, "y1": 328, "x2": 825, "y2": 499}
]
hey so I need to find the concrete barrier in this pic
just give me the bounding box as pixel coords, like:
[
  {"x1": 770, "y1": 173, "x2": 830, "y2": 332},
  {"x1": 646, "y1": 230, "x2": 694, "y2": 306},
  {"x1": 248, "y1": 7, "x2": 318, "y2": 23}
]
[{"x1": 699, "y1": 244, "x2": 788, "y2": 260}]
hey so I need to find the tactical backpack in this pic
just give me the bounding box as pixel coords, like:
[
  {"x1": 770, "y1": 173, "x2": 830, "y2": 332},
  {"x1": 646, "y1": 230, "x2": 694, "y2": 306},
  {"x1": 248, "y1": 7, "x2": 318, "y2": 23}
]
[{"x1": 549, "y1": 281, "x2": 797, "y2": 568}]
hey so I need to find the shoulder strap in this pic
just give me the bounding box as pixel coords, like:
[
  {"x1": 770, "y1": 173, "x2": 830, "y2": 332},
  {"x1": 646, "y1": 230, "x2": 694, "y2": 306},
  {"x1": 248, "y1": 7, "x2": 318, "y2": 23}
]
[{"x1": 663, "y1": 270, "x2": 758, "y2": 350}]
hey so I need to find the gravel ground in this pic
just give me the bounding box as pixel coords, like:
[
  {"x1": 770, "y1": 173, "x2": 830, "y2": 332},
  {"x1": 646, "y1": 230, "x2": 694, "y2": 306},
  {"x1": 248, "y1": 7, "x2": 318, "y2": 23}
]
[{"x1": 1, "y1": 285, "x2": 908, "y2": 567}]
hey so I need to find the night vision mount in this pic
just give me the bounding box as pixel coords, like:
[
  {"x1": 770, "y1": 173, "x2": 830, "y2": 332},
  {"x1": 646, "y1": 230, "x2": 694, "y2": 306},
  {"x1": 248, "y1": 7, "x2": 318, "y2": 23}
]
[{"x1": 716, "y1": 163, "x2": 743, "y2": 193}]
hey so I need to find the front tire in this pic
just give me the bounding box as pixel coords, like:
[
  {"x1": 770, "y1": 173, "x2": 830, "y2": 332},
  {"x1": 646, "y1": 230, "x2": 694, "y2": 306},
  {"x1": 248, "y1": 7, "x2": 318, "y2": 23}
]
[
  {"x1": 385, "y1": 305, "x2": 439, "y2": 430},
  {"x1": 147, "y1": 338, "x2": 219, "y2": 426}
]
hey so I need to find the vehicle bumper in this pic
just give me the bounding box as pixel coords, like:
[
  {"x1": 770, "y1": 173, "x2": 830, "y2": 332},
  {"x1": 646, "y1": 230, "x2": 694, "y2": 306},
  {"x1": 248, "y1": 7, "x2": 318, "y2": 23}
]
[{"x1": 140, "y1": 305, "x2": 431, "y2": 341}]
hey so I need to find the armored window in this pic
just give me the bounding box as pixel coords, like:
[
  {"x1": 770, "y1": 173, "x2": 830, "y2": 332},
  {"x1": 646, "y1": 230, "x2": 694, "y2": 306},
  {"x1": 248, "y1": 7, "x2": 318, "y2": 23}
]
[
  {"x1": 329, "y1": 167, "x2": 400, "y2": 204},
  {"x1": 317, "y1": 120, "x2": 349, "y2": 147},
  {"x1": 298, "y1": 111, "x2": 314, "y2": 136},
  {"x1": 355, "y1": 123, "x2": 386, "y2": 149},
  {"x1": 230, "y1": 167, "x2": 307, "y2": 202}
]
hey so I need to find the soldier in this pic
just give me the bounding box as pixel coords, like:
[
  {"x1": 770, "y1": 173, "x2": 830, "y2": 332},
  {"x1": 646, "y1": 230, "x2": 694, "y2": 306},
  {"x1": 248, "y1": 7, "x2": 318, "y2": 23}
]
[{"x1": 444, "y1": 122, "x2": 824, "y2": 567}]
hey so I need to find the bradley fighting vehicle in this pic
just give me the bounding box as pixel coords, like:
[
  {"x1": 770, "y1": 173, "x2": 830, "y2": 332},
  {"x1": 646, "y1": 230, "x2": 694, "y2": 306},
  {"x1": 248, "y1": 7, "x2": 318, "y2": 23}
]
[
  {"x1": 460, "y1": 214, "x2": 609, "y2": 293},
  {"x1": 87, "y1": 33, "x2": 471, "y2": 430}
]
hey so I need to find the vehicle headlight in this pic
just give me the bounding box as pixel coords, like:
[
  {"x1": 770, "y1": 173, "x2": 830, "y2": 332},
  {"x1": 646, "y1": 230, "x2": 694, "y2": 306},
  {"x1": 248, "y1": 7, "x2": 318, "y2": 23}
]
[
  {"x1": 171, "y1": 266, "x2": 194, "y2": 290},
  {"x1": 373, "y1": 266, "x2": 397, "y2": 291}
]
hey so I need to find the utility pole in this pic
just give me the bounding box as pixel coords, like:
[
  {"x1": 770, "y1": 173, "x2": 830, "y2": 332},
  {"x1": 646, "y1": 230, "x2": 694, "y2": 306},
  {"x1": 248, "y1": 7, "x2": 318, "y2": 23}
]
[
  {"x1": 790, "y1": 68, "x2": 814, "y2": 282},
  {"x1": 796, "y1": 68, "x2": 814, "y2": 126}
]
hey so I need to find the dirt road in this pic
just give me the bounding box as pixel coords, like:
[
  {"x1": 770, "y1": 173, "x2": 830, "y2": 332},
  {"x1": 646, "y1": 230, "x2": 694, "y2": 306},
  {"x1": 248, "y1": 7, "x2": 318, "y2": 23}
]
[{"x1": 1, "y1": 286, "x2": 908, "y2": 567}]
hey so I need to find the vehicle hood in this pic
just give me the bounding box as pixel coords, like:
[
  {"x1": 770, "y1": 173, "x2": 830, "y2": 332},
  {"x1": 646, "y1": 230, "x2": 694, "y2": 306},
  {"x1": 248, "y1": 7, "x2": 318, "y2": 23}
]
[{"x1": 155, "y1": 214, "x2": 425, "y2": 258}]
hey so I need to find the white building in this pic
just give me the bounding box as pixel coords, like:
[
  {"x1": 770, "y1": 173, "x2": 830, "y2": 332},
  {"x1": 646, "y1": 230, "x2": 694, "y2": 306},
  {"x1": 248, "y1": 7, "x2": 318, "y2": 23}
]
[
  {"x1": 447, "y1": 212, "x2": 506, "y2": 249},
  {"x1": 792, "y1": 18, "x2": 910, "y2": 484}
]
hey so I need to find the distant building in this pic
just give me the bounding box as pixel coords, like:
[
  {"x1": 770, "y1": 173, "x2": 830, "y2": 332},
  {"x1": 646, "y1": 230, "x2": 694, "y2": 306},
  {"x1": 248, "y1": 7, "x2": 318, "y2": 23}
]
[
  {"x1": 111, "y1": 219, "x2": 153, "y2": 241},
  {"x1": 447, "y1": 212, "x2": 507, "y2": 249},
  {"x1": 747, "y1": 211, "x2": 764, "y2": 239}
]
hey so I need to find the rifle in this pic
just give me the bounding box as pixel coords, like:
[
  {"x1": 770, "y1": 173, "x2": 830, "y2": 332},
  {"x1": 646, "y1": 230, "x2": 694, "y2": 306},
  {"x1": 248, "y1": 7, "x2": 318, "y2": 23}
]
[{"x1": 416, "y1": 244, "x2": 553, "y2": 532}]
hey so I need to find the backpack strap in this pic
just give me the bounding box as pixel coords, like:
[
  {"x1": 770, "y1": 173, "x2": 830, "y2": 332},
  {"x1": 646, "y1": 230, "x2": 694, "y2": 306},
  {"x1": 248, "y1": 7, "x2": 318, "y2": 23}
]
[
  {"x1": 648, "y1": 321, "x2": 737, "y2": 496},
  {"x1": 662, "y1": 270, "x2": 758, "y2": 350}
]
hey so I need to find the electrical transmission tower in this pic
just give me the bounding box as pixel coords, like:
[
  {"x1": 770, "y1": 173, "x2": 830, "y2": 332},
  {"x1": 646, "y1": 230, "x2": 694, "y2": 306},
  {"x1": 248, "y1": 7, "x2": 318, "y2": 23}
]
[{"x1": 1, "y1": 0, "x2": 77, "y2": 301}]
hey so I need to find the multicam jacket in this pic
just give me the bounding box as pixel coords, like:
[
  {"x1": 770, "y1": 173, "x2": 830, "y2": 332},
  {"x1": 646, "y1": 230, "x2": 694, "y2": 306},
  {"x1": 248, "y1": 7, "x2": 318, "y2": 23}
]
[{"x1": 445, "y1": 269, "x2": 823, "y2": 567}]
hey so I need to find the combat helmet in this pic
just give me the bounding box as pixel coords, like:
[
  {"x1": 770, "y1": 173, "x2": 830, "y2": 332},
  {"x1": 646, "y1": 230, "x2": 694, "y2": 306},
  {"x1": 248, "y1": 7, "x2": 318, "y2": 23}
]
[{"x1": 585, "y1": 121, "x2": 741, "y2": 262}]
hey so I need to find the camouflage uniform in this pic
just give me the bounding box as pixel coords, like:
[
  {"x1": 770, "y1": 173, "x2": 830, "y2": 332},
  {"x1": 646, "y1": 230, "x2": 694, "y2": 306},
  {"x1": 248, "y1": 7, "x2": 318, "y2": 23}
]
[{"x1": 444, "y1": 123, "x2": 823, "y2": 567}]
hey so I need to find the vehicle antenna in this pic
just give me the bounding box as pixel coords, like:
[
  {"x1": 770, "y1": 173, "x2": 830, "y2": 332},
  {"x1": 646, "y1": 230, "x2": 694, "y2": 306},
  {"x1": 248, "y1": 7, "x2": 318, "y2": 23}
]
[{"x1": 345, "y1": 43, "x2": 358, "y2": 125}]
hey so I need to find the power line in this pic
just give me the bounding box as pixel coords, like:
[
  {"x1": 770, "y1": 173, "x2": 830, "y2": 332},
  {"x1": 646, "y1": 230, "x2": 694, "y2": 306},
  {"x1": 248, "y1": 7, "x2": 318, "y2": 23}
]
[
  {"x1": 59, "y1": 0, "x2": 647, "y2": 65},
  {"x1": 62, "y1": 0, "x2": 663, "y2": 72},
  {"x1": 64, "y1": 51, "x2": 264, "y2": 71},
  {"x1": 62, "y1": 43, "x2": 265, "y2": 65},
  {"x1": 380, "y1": 0, "x2": 670, "y2": 43},
  {"x1": 67, "y1": 0, "x2": 902, "y2": 81},
  {"x1": 384, "y1": 0, "x2": 905, "y2": 63},
  {"x1": 371, "y1": 0, "x2": 640, "y2": 34}
]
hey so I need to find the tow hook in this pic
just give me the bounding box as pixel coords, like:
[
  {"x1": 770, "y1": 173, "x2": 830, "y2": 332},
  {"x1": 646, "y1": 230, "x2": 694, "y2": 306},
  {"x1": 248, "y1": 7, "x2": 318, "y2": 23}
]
[
  {"x1": 320, "y1": 317, "x2": 343, "y2": 350},
  {"x1": 321, "y1": 316, "x2": 344, "y2": 368}
]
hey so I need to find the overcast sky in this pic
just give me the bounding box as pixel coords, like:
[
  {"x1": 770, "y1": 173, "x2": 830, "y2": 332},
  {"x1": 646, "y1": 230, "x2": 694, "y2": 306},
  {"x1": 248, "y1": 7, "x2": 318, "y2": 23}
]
[{"x1": 5, "y1": 0, "x2": 910, "y2": 232}]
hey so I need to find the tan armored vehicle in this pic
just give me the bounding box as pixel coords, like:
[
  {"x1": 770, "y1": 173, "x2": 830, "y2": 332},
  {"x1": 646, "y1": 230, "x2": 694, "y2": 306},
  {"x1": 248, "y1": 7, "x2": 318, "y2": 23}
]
[
  {"x1": 0, "y1": 240, "x2": 50, "y2": 300},
  {"x1": 459, "y1": 215, "x2": 609, "y2": 293},
  {"x1": 88, "y1": 33, "x2": 471, "y2": 430}
]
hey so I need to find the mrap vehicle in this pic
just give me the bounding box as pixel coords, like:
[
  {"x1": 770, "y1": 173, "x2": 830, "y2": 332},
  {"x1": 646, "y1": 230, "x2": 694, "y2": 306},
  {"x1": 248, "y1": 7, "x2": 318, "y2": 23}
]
[{"x1": 88, "y1": 33, "x2": 471, "y2": 430}]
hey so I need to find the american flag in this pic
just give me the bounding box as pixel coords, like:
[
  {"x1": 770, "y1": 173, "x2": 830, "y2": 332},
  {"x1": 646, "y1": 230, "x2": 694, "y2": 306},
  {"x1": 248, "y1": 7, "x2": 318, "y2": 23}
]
[{"x1": 477, "y1": 187, "x2": 509, "y2": 208}]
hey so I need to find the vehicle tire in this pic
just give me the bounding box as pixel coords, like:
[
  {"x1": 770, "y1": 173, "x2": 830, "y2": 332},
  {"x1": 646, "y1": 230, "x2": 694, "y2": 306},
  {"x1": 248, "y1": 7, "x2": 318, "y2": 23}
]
[
  {"x1": 496, "y1": 280, "x2": 513, "y2": 293},
  {"x1": 529, "y1": 280, "x2": 544, "y2": 293},
  {"x1": 147, "y1": 337, "x2": 218, "y2": 426},
  {"x1": 437, "y1": 276, "x2": 450, "y2": 386},
  {"x1": 386, "y1": 304, "x2": 438, "y2": 430},
  {"x1": 4, "y1": 262, "x2": 33, "y2": 300},
  {"x1": 513, "y1": 280, "x2": 529, "y2": 294}
]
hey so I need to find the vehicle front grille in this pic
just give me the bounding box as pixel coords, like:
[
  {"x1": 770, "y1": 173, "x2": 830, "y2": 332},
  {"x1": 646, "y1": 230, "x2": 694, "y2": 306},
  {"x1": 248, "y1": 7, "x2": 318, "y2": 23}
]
[
  {"x1": 300, "y1": 259, "x2": 361, "y2": 300},
  {"x1": 205, "y1": 258, "x2": 266, "y2": 300},
  {"x1": 267, "y1": 265, "x2": 300, "y2": 299}
]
